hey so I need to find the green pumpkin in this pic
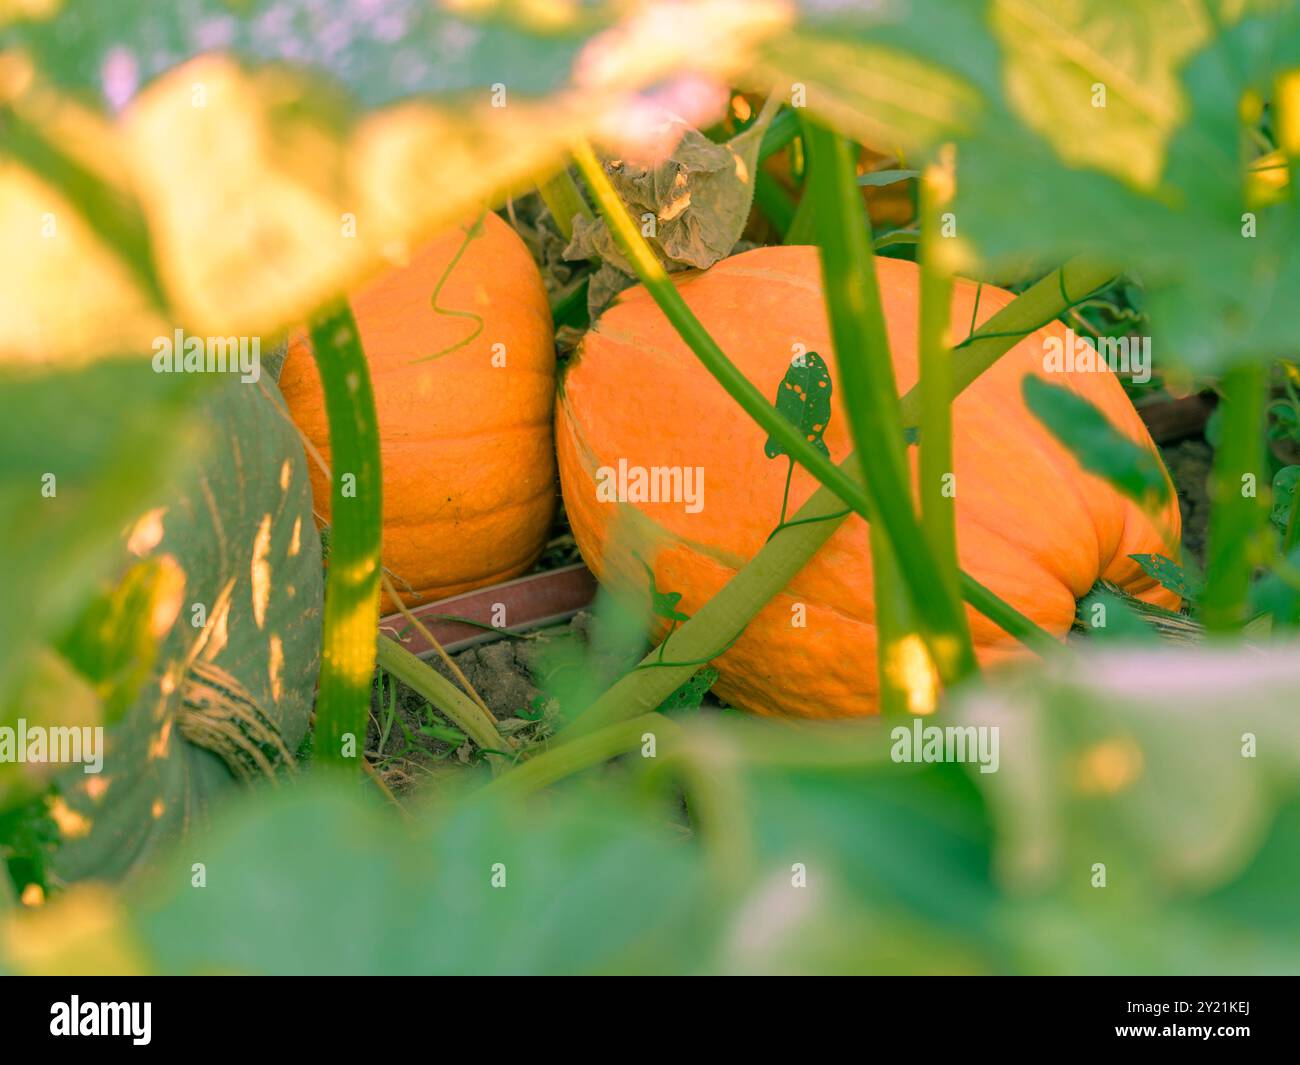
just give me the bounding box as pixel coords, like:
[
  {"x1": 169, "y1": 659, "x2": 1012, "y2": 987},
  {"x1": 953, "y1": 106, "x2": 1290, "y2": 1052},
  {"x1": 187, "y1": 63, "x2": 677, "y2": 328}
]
[{"x1": 51, "y1": 377, "x2": 323, "y2": 882}]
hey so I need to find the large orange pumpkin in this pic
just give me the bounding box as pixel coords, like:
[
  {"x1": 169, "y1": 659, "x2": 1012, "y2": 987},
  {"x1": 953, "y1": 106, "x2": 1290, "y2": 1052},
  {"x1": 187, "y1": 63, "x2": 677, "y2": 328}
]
[
  {"x1": 281, "y1": 213, "x2": 556, "y2": 612},
  {"x1": 556, "y1": 246, "x2": 1181, "y2": 718}
]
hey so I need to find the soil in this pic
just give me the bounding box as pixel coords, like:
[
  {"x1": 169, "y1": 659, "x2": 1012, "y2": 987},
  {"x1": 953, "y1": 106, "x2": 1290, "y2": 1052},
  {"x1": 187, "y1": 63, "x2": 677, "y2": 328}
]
[{"x1": 1160, "y1": 438, "x2": 1212, "y2": 568}]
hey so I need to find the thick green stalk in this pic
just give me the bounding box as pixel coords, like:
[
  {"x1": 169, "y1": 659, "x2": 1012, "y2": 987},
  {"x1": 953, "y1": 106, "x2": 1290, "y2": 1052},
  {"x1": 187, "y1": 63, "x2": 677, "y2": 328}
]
[
  {"x1": 802, "y1": 122, "x2": 976, "y2": 682},
  {"x1": 918, "y1": 159, "x2": 959, "y2": 598},
  {"x1": 481, "y1": 713, "x2": 674, "y2": 799},
  {"x1": 1203, "y1": 364, "x2": 1268, "y2": 631},
  {"x1": 308, "y1": 301, "x2": 383, "y2": 769},
  {"x1": 563, "y1": 257, "x2": 1104, "y2": 736},
  {"x1": 536, "y1": 167, "x2": 593, "y2": 242},
  {"x1": 376, "y1": 635, "x2": 506, "y2": 757},
  {"x1": 870, "y1": 523, "x2": 918, "y2": 715}
]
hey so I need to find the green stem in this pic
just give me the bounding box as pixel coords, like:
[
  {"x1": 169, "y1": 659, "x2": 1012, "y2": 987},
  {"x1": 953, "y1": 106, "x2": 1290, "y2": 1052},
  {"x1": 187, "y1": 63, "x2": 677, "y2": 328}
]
[
  {"x1": 757, "y1": 107, "x2": 800, "y2": 163},
  {"x1": 1203, "y1": 364, "x2": 1268, "y2": 631},
  {"x1": 535, "y1": 167, "x2": 593, "y2": 242},
  {"x1": 778, "y1": 457, "x2": 795, "y2": 527},
  {"x1": 918, "y1": 161, "x2": 959, "y2": 599},
  {"x1": 308, "y1": 301, "x2": 383, "y2": 769},
  {"x1": 802, "y1": 122, "x2": 976, "y2": 682},
  {"x1": 870, "y1": 521, "x2": 917, "y2": 715},
  {"x1": 563, "y1": 256, "x2": 1105, "y2": 736},
  {"x1": 375, "y1": 635, "x2": 505, "y2": 757},
  {"x1": 481, "y1": 713, "x2": 674, "y2": 798},
  {"x1": 960, "y1": 571, "x2": 1058, "y2": 653}
]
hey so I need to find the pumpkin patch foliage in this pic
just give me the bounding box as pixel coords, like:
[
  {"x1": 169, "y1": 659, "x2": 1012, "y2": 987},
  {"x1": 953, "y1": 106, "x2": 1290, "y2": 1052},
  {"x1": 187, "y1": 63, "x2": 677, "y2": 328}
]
[{"x1": 2, "y1": 0, "x2": 1299, "y2": 987}]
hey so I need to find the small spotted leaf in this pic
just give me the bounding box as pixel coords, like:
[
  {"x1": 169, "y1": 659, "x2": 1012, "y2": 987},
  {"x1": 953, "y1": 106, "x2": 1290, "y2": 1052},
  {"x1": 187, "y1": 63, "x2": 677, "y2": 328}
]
[{"x1": 765, "y1": 351, "x2": 833, "y2": 460}]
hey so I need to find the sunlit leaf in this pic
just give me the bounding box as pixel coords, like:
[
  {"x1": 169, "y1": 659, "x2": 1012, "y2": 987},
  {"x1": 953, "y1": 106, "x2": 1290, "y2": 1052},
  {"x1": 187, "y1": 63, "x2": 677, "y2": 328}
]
[{"x1": 0, "y1": 1, "x2": 791, "y2": 355}]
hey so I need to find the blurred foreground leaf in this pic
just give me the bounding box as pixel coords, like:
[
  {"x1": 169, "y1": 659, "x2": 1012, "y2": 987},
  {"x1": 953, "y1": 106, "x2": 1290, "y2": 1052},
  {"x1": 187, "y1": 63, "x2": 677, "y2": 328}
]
[
  {"x1": 1, "y1": 0, "x2": 788, "y2": 354},
  {"x1": 756, "y1": 2, "x2": 1300, "y2": 371},
  {"x1": 1023, "y1": 376, "x2": 1171, "y2": 509}
]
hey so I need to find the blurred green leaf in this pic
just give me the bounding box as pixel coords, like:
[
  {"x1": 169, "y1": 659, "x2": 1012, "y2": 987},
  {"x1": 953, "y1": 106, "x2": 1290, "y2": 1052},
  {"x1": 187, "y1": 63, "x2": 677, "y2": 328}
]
[
  {"x1": 857, "y1": 169, "x2": 919, "y2": 187},
  {"x1": 1270, "y1": 464, "x2": 1300, "y2": 534},
  {"x1": 758, "y1": 1, "x2": 1300, "y2": 371},
  {"x1": 1023, "y1": 375, "x2": 1171, "y2": 508},
  {"x1": 958, "y1": 643, "x2": 1300, "y2": 894},
  {"x1": 133, "y1": 780, "x2": 713, "y2": 976},
  {"x1": 0, "y1": 0, "x2": 612, "y2": 109},
  {"x1": 2, "y1": 0, "x2": 783, "y2": 352},
  {"x1": 55, "y1": 557, "x2": 183, "y2": 725},
  {"x1": 656, "y1": 667, "x2": 719, "y2": 713},
  {"x1": 1128, "y1": 553, "x2": 1204, "y2": 602},
  {"x1": 0, "y1": 362, "x2": 202, "y2": 722}
]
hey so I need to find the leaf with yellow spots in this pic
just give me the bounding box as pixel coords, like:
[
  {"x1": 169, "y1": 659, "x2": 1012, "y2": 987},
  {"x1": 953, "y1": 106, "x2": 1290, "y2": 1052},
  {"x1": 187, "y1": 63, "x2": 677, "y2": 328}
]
[{"x1": 764, "y1": 351, "x2": 833, "y2": 460}]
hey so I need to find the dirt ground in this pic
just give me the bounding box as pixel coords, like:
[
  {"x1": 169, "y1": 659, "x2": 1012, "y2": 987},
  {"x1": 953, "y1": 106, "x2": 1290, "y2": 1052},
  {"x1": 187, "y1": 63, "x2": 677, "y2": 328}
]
[{"x1": 1162, "y1": 438, "x2": 1212, "y2": 567}]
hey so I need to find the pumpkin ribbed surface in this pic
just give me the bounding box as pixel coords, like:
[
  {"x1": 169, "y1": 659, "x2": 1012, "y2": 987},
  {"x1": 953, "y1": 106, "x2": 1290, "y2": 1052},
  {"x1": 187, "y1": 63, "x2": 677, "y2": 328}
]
[
  {"x1": 281, "y1": 212, "x2": 556, "y2": 612},
  {"x1": 556, "y1": 246, "x2": 1181, "y2": 718}
]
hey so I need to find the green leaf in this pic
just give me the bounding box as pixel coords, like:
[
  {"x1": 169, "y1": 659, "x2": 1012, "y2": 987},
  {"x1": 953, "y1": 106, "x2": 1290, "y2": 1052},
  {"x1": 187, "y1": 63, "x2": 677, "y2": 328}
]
[
  {"x1": 762, "y1": 2, "x2": 1300, "y2": 372},
  {"x1": 0, "y1": 362, "x2": 204, "y2": 721},
  {"x1": 55, "y1": 558, "x2": 182, "y2": 725},
  {"x1": 958, "y1": 642, "x2": 1300, "y2": 899},
  {"x1": 1074, "y1": 586, "x2": 1159, "y2": 642},
  {"x1": 1270, "y1": 465, "x2": 1300, "y2": 535},
  {"x1": 131, "y1": 781, "x2": 714, "y2": 975},
  {"x1": 0, "y1": 0, "x2": 610, "y2": 111},
  {"x1": 1128, "y1": 553, "x2": 1205, "y2": 603},
  {"x1": 764, "y1": 351, "x2": 833, "y2": 460},
  {"x1": 418, "y1": 723, "x2": 467, "y2": 746},
  {"x1": 645, "y1": 565, "x2": 690, "y2": 625},
  {"x1": 1022, "y1": 375, "x2": 1171, "y2": 508},
  {"x1": 656, "y1": 668, "x2": 719, "y2": 713},
  {"x1": 857, "y1": 169, "x2": 919, "y2": 187},
  {"x1": 2, "y1": 1, "x2": 781, "y2": 356}
]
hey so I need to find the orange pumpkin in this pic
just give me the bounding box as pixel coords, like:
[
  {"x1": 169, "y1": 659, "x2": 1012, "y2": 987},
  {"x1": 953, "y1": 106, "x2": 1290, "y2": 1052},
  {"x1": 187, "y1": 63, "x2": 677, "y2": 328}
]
[
  {"x1": 556, "y1": 246, "x2": 1181, "y2": 718},
  {"x1": 281, "y1": 213, "x2": 556, "y2": 613}
]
